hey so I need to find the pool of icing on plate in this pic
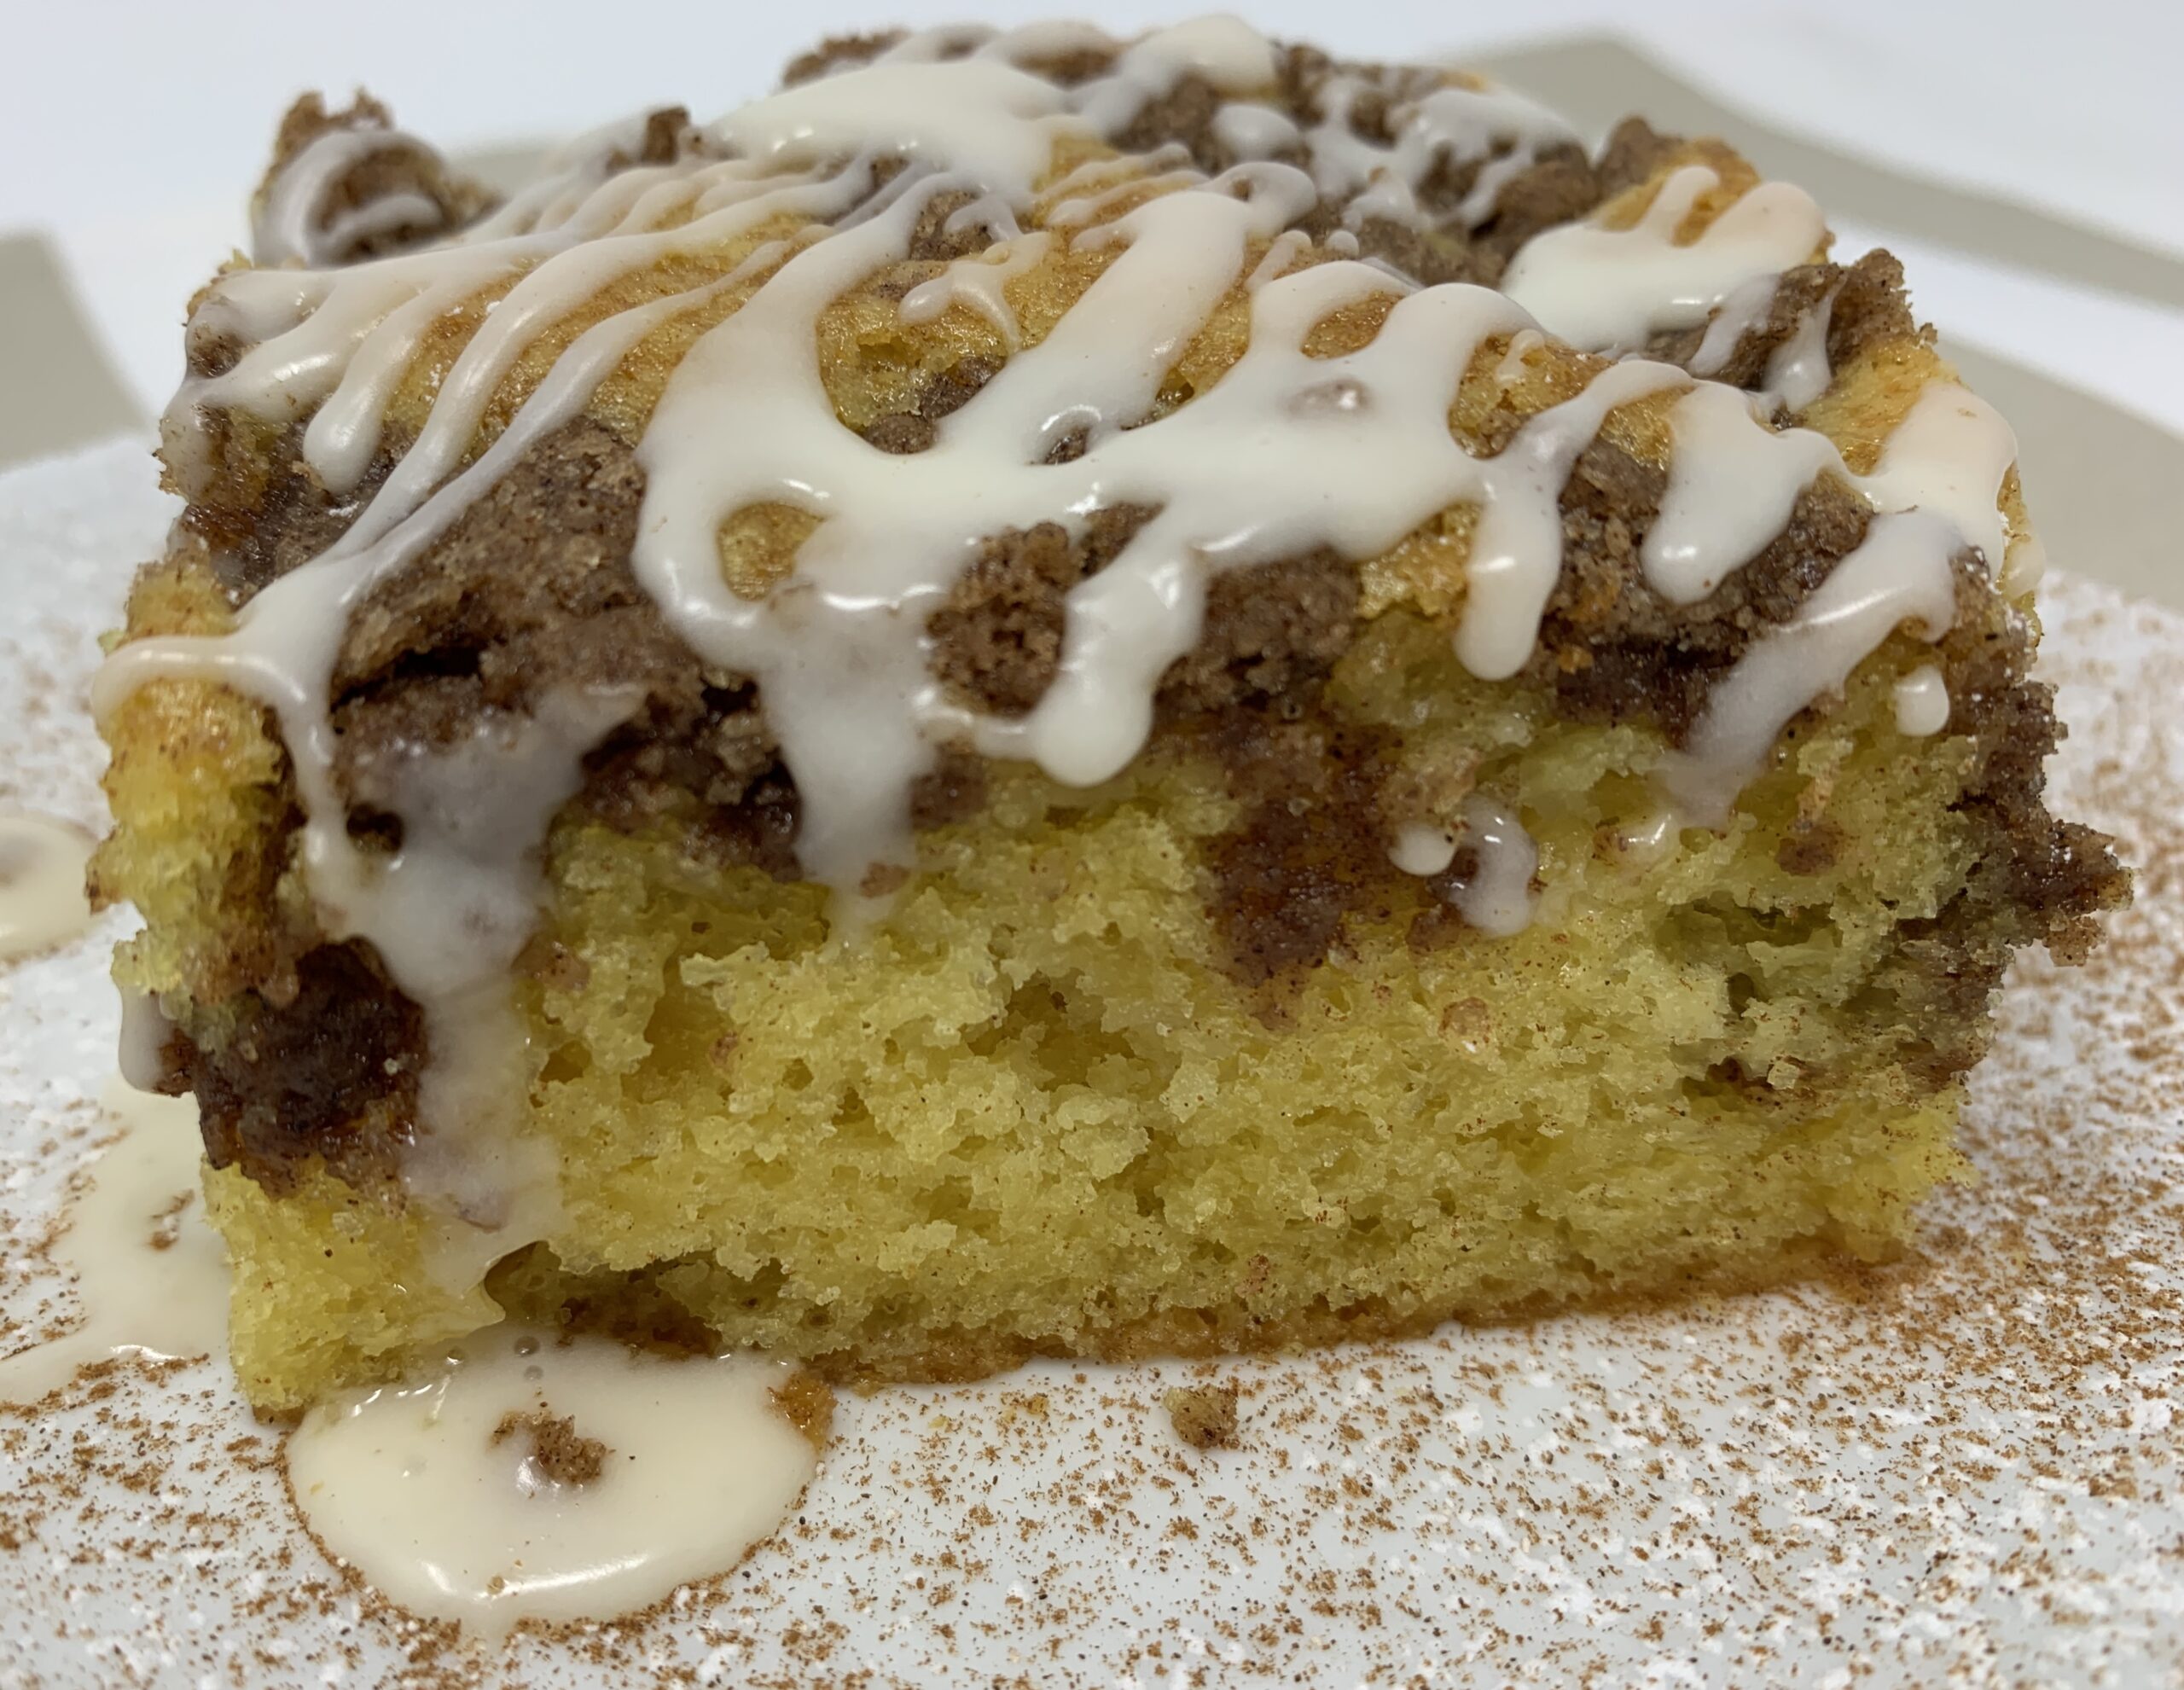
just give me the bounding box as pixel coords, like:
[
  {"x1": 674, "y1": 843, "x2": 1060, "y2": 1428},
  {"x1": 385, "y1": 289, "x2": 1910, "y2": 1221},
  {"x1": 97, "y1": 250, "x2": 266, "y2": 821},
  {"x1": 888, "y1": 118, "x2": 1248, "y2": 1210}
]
[
  {"x1": 287, "y1": 1327, "x2": 817, "y2": 1635},
  {"x1": 0, "y1": 1084, "x2": 820, "y2": 1635},
  {"x1": 0, "y1": 810, "x2": 93, "y2": 961},
  {"x1": 0, "y1": 1081, "x2": 226, "y2": 1405}
]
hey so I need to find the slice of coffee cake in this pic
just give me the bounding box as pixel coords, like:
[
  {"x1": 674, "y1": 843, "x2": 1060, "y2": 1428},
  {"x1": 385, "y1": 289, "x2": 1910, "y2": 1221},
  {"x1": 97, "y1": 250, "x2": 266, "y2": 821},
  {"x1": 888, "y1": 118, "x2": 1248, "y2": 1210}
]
[{"x1": 91, "y1": 19, "x2": 2126, "y2": 1412}]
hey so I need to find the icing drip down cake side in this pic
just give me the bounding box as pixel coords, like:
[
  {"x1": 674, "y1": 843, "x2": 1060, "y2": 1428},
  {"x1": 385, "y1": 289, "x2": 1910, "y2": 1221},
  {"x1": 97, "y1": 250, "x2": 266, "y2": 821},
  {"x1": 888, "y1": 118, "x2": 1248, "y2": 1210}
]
[{"x1": 89, "y1": 18, "x2": 2129, "y2": 1413}]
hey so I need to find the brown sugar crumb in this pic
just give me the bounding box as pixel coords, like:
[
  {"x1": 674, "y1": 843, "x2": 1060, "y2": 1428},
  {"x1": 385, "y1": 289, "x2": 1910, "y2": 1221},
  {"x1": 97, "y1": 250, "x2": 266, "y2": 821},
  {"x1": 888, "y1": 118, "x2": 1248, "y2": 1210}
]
[
  {"x1": 1594, "y1": 115, "x2": 1684, "y2": 195},
  {"x1": 1647, "y1": 250, "x2": 1917, "y2": 406},
  {"x1": 770, "y1": 1370, "x2": 838, "y2": 1454},
  {"x1": 1159, "y1": 551, "x2": 1360, "y2": 711},
  {"x1": 1199, "y1": 710, "x2": 1408, "y2": 999},
  {"x1": 857, "y1": 355, "x2": 1002, "y2": 455},
  {"x1": 163, "y1": 939, "x2": 423, "y2": 1195},
  {"x1": 926, "y1": 504, "x2": 1158, "y2": 714},
  {"x1": 1164, "y1": 1383, "x2": 1240, "y2": 1449},
  {"x1": 491, "y1": 1409, "x2": 609, "y2": 1487},
  {"x1": 781, "y1": 30, "x2": 909, "y2": 86},
  {"x1": 929, "y1": 528, "x2": 1362, "y2": 723}
]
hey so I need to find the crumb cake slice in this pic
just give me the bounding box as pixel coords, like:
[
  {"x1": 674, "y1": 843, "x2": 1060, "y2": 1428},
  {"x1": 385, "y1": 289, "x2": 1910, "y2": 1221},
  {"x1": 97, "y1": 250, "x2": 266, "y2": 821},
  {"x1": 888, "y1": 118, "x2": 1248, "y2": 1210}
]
[{"x1": 90, "y1": 19, "x2": 2127, "y2": 1413}]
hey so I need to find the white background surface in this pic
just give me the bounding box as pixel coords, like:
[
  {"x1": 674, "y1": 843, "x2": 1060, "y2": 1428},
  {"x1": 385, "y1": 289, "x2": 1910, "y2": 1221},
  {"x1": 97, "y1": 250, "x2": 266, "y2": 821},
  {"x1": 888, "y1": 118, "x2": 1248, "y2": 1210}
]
[
  {"x1": 5, "y1": 1, "x2": 2181, "y2": 247},
  {"x1": 4, "y1": 0, "x2": 2182, "y2": 431}
]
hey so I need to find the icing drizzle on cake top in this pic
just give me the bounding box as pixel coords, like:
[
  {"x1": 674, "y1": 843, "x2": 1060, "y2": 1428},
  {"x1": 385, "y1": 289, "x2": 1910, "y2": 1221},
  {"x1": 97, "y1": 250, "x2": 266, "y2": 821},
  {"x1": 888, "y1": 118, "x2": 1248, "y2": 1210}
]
[{"x1": 96, "y1": 15, "x2": 2036, "y2": 1243}]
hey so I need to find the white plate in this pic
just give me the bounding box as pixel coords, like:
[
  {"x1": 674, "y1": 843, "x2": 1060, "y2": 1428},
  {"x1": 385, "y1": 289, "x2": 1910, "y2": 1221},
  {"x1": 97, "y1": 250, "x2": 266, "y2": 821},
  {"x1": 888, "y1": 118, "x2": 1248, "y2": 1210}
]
[{"x1": 3, "y1": 439, "x2": 2180, "y2": 1688}]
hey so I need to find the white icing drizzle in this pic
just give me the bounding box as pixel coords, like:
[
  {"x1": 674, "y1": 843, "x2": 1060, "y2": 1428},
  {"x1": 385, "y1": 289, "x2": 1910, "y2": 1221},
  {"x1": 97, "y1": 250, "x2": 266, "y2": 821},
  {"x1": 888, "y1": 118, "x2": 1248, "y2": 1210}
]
[
  {"x1": 1063, "y1": 12, "x2": 1281, "y2": 132},
  {"x1": 900, "y1": 230, "x2": 1055, "y2": 344},
  {"x1": 1243, "y1": 226, "x2": 1312, "y2": 292},
  {"x1": 1502, "y1": 166, "x2": 1827, "y2": 353},
  {"x1": 1762, "y1": 288, "x2": 1835, "y2": 412},
  {"x1": 468, "y1": 119, "x2": 714, "y2": 247},
  {"x1": 1048, "y1": 166, "x2": 1204, "y2": 230},
  {"x1": 718, "y1": 57, "x2": 1079, "y2": 191},
  {"x1": 95, "y1": 20, "x2": 2036, "y2": 1246},
  {"x1": 1455, "y1": 358, "x2": 1688, "y2": 677},
  {"x1": 1212, "y1": 101, "x2": 1301, "y2": 161},
  {"x1": 1639, "y1": 375, "x2": 2026, "y2": 813},
  {"x1": 1494, "y1": 326, "x2": 1544, "y2": 386},
  {"x1": 1894, "y1": 663, "x2": 1952, "y2": 737},
  {"x1": 1662, "y1": 511, "x2": 1963, "y2": 822},
  {"x1": 356, "y1": 692, "x2": 642, "y2": 1252},
  {"x1": 1390, "y1": 822, "x2": 1458, "y2": 878},
  {"x1": 1445, "y1": 798, "x2": 1538, "y2": 937},
  {"x1": 1687, "y1": 271, "x2": 1837, "y2": 413},
  {"x1": 1615, "y1": 810, "x2": 1681, "y2": 864},
  {"x1": 284, "y1": 1325, "x2": 816, "y2": 1635},
  {"x1": 1285, "y1": 71, "x2": 1578, "y2": 235},
  {"x1": 1859, "y1": 384, "x2": 2022, "y2": 578},
  {"x1": 2003, "y1": 531, "x2": 2049, "y2": 595},
  {"x1": 0, "y1": 810, "x2": 93, "y2": 961},
  {"x1": 635, "y1": 161, "x2": 1372, "y2": 892},
  {"x1": 1389, "y1": 802, "x2": 1538, "y2": 936},
  {"x1": 172, "y1": 143, "x2": 791, "y2": 501},
  {"x1": 1644, "y1": 384, "x2": 1843, "y2": 604},
  {"x1": 116, "y1": 986, "x2": 173, "y2": 1091},
  {"x1": 306, "y1": 168, "x2": 847, "y2": 499},
  {"x1": 255, "y1": 124, "x2": 447, "y2": 268},
  {"x1": 1688, "y1": 272, "x2": 1776, "y2": 378},
  {"x1": 1645, "y1": 365, "x2": 2030, "y2": 608},
  {"x1": 0, "y1": 1082, "x2": 226, "y2": 1405},
  {"x1": 102, "y1": 236, "x2": 799, "y2": 1256}
]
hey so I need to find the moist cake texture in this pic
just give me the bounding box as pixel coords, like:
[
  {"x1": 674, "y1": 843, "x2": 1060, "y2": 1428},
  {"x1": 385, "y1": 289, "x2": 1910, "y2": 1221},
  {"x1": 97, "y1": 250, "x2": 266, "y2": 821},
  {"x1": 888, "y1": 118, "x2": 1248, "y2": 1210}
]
[{"x1": 90, "y1": 18, "x2": 2126, "y2": 1412}]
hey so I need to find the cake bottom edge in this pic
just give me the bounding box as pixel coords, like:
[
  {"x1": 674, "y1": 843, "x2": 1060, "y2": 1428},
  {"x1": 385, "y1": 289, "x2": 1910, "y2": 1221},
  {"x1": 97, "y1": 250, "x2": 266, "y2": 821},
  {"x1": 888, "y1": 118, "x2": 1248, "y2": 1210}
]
[{"x1": 205, "y1": 1088, "x2": 1966, "y2": 1417}]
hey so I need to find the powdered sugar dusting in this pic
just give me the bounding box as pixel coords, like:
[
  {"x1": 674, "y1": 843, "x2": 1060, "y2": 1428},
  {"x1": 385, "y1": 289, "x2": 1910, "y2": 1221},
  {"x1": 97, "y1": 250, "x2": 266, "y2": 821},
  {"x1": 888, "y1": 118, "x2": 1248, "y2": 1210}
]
[{"x1": 2, "y1": 440, "x2": 2178, "y2": 1684}]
